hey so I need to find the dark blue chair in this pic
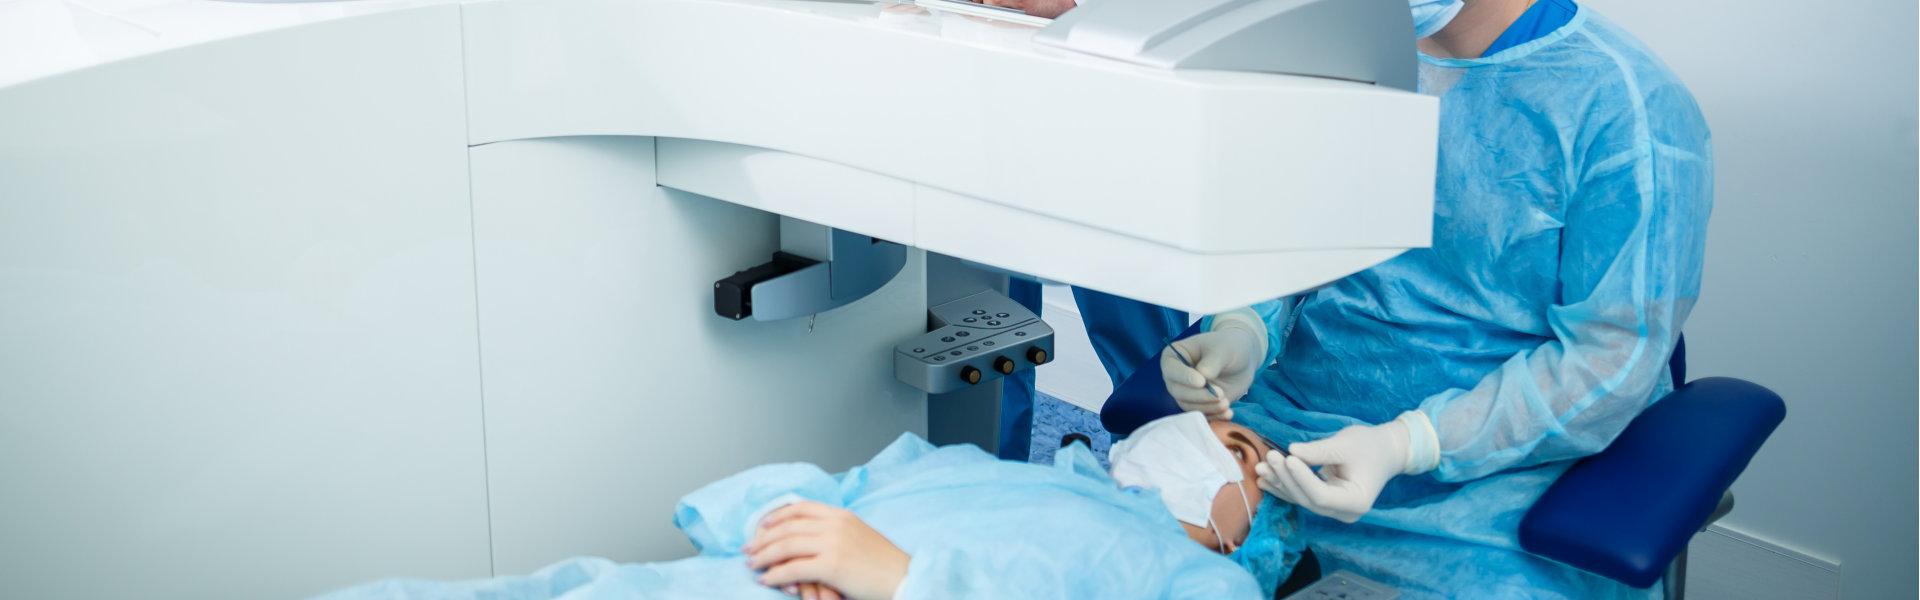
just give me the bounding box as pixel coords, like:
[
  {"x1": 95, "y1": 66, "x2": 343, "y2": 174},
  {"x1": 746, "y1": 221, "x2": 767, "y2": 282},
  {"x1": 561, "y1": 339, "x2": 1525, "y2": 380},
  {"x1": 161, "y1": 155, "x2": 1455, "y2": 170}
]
[
  {"x1": 1517, "y1": 350, "x2": 1785, "y2": 598},
  {"x1": 1099, "y1": 329, "x2": 1786, "y2": 599}
]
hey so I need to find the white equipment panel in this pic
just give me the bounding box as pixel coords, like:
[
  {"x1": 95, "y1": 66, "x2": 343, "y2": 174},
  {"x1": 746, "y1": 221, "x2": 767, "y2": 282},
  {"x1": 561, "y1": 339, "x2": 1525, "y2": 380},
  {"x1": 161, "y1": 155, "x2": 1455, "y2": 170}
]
[
  {"x1": 0, "y1": 0, "x2": 1439, "y2": 595},
  {"x1": 465, "y1": 0, "x2": 1437, "y2": 313}
]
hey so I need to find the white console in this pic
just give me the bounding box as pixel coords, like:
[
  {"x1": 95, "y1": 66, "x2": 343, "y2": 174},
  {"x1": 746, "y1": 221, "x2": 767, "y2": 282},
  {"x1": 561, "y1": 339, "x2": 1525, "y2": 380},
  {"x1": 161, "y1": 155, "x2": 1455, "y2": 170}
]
[{"x1": 0, "y1": 0, "x2": 1437, "y2": 595}]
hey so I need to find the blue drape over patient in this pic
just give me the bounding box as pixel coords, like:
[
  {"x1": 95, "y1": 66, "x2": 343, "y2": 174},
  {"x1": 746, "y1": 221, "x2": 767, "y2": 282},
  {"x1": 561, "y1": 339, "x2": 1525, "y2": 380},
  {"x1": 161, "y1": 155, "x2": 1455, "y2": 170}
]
[{"x1": 315, "y1": 434, "x2": 1261, "y2": 600}]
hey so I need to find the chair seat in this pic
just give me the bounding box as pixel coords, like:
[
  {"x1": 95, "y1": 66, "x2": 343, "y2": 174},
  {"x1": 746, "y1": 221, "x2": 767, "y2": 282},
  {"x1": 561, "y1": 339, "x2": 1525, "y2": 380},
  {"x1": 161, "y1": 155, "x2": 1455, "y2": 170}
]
[{"x1": 1518, "y1": 377, "x2": 1785, "y2": 588}]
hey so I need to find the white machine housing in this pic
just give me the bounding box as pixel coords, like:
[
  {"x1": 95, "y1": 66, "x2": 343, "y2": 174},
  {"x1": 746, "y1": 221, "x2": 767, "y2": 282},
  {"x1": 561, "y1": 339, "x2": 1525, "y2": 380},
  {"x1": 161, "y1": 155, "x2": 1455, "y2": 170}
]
[{"x1": 0, "y1": 0, "x2": 1436, "y2": 596}]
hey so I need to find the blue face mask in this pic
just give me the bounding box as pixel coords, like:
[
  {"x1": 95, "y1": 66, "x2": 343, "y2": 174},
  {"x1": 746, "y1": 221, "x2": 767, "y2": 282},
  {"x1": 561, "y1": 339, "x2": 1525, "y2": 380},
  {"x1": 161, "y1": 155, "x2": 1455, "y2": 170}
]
[
  {"x1": 1409, "y1": 0, "x2": 1464, "y2": 38},
  {"x1": 1227, "y1": 495, "x2": 1307, "y2": 599}
]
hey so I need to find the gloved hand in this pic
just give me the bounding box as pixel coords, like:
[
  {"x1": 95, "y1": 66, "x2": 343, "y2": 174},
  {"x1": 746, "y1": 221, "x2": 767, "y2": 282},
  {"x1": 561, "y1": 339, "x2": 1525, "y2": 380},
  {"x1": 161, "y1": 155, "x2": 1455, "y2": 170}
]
[
  {"x1": 1255, "y1": 411, "x2": 1440, "y2": 523},
  {"x1": 1159, "y1": 326, "x2": 1262, "y2": 419}
]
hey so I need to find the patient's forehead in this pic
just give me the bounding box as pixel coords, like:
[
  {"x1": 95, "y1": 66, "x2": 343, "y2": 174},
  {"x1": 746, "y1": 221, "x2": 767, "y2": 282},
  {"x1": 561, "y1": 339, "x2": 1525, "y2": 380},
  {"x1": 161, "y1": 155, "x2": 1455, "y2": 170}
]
[
  {"x1": 1207, "y1": 420, "x2": 1266, "y2": 448},
  {"x1": 1207, "y1": 420, "x2": 1241, "y2": 437}
]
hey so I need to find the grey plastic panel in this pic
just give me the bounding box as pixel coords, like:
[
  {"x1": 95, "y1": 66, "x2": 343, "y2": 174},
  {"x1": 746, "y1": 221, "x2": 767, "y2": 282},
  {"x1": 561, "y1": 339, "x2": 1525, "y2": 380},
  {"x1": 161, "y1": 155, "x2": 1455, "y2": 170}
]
[
  {"x1": 895, "y1": 290, "x2": 1054, "y2": 395},
  {"x1": 1283, "y1": 569, "x2": 1401, "y2": 600},
  {"x1": 748, "y1": 217, "x2": 908, "y2": 322},
  {"x1": 922, "y1": 256, "x2": 1008, "y2": 452}
]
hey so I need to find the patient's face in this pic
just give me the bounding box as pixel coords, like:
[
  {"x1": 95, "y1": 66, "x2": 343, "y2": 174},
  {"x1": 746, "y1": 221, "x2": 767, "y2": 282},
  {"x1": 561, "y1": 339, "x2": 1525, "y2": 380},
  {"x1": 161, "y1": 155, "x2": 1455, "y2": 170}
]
[{"x1": 1179, "y1": 420, "x2": 1272, "y2": 554}]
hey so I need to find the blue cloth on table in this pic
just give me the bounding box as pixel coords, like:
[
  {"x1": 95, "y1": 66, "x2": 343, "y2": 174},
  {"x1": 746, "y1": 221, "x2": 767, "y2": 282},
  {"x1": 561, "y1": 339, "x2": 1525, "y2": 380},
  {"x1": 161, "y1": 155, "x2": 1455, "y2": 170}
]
[{"x1": 315, "y1": 434, "x2": 1262, "y2": 600}]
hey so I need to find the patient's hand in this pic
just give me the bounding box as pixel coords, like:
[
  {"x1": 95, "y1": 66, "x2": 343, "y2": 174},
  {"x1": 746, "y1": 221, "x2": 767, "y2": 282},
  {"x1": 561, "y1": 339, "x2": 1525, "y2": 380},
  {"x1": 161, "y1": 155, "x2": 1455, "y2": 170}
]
[
  {"x1": 794, "y1": 582, "x2": 842, "y2": 600},
  {"x1": 744, "y1": 501, "x2": 909, "y2": 600}
]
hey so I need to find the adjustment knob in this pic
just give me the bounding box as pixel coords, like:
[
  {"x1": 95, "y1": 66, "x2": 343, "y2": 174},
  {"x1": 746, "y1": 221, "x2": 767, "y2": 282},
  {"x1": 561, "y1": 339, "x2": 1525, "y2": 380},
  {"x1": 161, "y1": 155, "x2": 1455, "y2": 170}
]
[
  {"x1": 960, "y1": 366, "x2": 983, "y2": 385},
  {"x1": 993, "y1": 356, "x2": 1017, "y2": 374},
  {"x1": 1026, "y1": 347, "x2": 1049, "y2": 365}
]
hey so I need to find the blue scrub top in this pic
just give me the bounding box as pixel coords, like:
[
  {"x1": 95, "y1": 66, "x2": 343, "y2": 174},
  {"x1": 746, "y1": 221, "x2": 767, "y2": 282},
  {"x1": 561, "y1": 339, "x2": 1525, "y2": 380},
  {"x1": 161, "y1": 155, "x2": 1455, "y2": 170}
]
[{"x1": 1481, "y1": 0, "x2": 1578, "y2": 56}]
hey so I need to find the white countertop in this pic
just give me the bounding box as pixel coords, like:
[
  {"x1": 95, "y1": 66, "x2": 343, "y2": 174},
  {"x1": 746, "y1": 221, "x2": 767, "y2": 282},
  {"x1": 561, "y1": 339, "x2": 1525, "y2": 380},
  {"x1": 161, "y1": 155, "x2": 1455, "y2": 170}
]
[{"x1": 0, "y1": 0, "x2": 451, "y2": 88}]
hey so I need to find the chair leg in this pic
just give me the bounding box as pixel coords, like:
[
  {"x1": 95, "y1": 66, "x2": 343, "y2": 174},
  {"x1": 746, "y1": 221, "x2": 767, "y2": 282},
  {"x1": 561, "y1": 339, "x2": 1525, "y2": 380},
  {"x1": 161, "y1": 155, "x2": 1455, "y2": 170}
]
[
  {"x1": 1668, "y1": 491, "x2": 1734, "y2": 600},
  {"x1": 1664, "y1": 548, "x2": 1687, "y2": 600}
]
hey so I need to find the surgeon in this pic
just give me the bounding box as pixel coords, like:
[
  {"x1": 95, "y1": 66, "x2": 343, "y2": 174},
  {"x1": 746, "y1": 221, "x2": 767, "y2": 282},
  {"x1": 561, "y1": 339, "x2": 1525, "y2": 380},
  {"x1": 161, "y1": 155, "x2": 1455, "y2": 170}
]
[{"x1": 1159, "y1": 0, "x2": 1712, "y2": 597}]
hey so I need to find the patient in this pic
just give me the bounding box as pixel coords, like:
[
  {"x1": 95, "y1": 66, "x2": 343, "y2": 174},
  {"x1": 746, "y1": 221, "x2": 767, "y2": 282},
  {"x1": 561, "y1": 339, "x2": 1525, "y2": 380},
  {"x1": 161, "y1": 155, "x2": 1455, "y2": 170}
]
[
  {"x1": 315, "y1": 414, "x2": 1297, "y2": 600},
  {"x1": 1109, "y1": 413, "x2": 1285, "y2": 557}
]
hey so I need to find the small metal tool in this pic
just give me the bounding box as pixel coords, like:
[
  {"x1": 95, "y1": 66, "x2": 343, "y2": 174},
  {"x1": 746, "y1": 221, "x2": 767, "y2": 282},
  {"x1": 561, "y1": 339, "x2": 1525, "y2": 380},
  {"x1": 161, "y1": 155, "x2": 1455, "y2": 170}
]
[{"x1": 1168, "y1": 344, "x2": 1227, "y2": 403}]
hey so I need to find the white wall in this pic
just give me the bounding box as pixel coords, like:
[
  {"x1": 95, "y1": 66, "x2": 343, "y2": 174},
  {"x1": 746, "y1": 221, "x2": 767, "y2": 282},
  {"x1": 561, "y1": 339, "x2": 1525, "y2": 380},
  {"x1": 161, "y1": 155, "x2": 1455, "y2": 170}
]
[
  {"x1": 1580, "y1": 1, "x2": 1919, "y2": 597},
  {"x1": 1035, "y1": 283, "x2": 1118, "y2": 412}
]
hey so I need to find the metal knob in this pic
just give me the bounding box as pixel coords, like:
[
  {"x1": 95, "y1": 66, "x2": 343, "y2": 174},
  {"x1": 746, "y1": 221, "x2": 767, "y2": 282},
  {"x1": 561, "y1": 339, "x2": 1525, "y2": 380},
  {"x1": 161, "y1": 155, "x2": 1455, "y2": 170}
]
[
  {"x1": 1026, "y1": 347, "x2": 1049, "y2": 365},
  {"x1": 994, "y1": 356, "x2": 1017, "y2": 374}
]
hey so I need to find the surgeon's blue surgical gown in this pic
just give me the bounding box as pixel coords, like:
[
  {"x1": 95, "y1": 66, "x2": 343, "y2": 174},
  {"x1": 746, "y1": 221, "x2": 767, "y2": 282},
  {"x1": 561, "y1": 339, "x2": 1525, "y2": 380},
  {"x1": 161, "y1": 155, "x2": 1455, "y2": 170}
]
[
  {"x1": 317, "y1": 434, "x2": 1261, "y2": 600},
  {"x1": 1223, "y1": 6, "x2": 1711, "y2": 599}
]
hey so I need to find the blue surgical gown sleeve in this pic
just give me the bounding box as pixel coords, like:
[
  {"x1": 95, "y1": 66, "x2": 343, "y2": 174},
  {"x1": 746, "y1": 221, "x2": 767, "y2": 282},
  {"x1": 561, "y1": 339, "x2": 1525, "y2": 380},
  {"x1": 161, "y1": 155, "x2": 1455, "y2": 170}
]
[{"x1": 1416, "y1": 80, "x2": 1713, "y2": 481}]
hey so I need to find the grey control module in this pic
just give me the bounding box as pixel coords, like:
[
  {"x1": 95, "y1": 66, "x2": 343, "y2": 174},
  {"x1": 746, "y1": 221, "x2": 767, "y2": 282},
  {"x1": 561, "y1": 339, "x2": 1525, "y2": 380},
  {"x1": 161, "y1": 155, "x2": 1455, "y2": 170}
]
[
  {"x1": 1282, "y1": 570, "x2": 1400, "y2": 600},
  {"x1": 894, "y1": 290, "x2": 1054, "y2": 394}
]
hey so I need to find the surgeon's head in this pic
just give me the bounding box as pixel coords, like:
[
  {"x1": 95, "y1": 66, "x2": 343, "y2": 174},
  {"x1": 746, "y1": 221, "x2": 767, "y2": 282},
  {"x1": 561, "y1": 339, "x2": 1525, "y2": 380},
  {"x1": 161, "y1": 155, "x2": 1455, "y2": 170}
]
[{"x1": 1108, "y1": 412, "x2": 1276, "y2": 554}]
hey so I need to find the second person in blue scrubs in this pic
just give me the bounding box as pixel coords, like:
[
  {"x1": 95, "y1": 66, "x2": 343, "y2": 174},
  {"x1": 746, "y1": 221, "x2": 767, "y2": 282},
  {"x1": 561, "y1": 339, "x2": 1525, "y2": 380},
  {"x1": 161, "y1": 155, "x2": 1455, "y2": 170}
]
[{"x1": 1157, "y1": 0, "x2": 1712, "y2": 597}]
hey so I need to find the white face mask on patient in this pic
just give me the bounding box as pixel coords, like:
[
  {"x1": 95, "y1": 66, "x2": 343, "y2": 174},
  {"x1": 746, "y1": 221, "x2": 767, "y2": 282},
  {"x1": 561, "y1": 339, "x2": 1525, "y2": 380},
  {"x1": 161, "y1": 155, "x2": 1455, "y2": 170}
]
[{"x1": 1108, "y1": 412, "x2": 1254, "y2": 553}]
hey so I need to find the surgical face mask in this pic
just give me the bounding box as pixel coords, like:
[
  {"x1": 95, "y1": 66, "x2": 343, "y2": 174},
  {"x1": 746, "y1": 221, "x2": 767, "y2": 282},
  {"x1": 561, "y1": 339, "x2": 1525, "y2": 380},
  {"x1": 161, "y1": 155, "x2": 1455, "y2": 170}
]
[
  {"x1": 1410, "y1": 0, "x2": 1464, "y2": 39},
  {"x1": 1109, "y1": 412, "x2": 1255, "y2": 553}
]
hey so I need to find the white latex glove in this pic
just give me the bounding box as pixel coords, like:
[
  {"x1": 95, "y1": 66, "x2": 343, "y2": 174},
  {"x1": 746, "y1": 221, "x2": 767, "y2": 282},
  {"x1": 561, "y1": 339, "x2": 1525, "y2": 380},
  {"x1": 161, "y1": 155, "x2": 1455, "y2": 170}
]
[
  {"x1": 1159, "y1": 325, "x2": 1262, "y2": 420},
  {"x1": 1254, "y1": 411, "x2": 1440, "y2": 523}
]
